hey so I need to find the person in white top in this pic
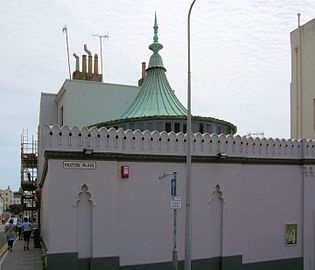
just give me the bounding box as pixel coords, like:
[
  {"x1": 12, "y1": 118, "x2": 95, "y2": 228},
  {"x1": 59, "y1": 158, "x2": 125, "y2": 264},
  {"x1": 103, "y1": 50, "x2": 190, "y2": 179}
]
[
  {"x1": 5, "y1": 219, "x2": 16, "y2": 251},
  {"x1": 16, "y1": 214, "x2": 23, "y2": 240},
  {"x1": 22, "y1": 217, "x2": 32, "y2": 250}
]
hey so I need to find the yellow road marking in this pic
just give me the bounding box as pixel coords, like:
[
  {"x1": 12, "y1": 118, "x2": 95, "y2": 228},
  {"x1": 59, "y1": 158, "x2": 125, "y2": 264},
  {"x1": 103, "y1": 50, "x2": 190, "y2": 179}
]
[{"x1": 0, "y1": 243, "x2": 8, "y2": 256}]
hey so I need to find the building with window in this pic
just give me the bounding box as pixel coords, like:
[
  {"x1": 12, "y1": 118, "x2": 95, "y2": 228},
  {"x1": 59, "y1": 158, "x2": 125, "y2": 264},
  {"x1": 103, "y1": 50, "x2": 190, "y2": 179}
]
[
  {"x1": 39, "y1": 16, "x2": 236, "y2": 137},
  {"x1": 37, "y1": 14, "x2": 315, "y2": 270},
  {"x1": 0, "y1": 194, "x2": 3, "y2": 217},
  {"x1": 94, "y1": 16, "x2": 236, "y2": 135},
  {"x1": 0, "y1": 186, "x2": 21, "y2": 211}
]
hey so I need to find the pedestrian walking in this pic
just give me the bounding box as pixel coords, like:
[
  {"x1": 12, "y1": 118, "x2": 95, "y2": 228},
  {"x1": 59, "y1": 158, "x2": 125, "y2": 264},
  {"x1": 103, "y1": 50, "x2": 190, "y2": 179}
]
[
  {"x1": 22, "y1": 217, "x2": 32, "y2": 250},
  {"x1": 17, "y1": 214, "x2": 23, "y2": 240},
  {"x1": 5, "y1": 218, "x2": 16, "y2": 251}
]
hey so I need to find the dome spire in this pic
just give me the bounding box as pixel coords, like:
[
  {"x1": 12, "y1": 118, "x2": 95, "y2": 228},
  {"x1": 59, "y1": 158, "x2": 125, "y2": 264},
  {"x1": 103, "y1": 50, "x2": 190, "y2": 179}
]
[
  {"x1": 153, "y1": 11, "x2": 158, "y2": 43},
  {"x1": 149, "y1": 12, "x2": 163, "y2": 53},
  {"x1": 119, "y1": 12, "x2": 187, "y2": 119}
]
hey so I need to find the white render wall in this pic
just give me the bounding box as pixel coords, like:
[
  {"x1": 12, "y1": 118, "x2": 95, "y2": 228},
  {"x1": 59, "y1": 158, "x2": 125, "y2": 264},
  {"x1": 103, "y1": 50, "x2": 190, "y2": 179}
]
[
  {"x1": 55, "y1": 80, "x2": 139, "y2": 128},
  {"x1": 43, "y1": 159, "x2": 118, "y2": 256},
  {"x1": 40, "y1": 125, "x2": 315, "y2": 268},
  {"x1": 40, "y1": 125, "x2": 313, "y2": 159},
  {"x1": 291, "y1": 18, "x2": 315, "y2": 139}
]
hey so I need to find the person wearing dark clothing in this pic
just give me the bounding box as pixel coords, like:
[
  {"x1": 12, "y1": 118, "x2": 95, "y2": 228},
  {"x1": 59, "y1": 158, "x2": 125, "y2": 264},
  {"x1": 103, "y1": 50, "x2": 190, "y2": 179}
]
[{"x1": 22, "y1": 217, "x2": 32, "y2": 250}]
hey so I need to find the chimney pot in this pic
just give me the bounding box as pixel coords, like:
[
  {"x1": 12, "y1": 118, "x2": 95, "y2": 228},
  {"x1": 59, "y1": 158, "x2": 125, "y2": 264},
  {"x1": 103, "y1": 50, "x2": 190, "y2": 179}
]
[
  {"x1": 82, "y1": 55, "x2": 87, "y2": 74},
  {"x1": 138, "y1": 62, "x2": 146, "y2": 86},
  {"x1": 88, "y1": 55, "x2": 92, "y2": 75},
  {"x1": 94, "y1": 54, "x2": 99, "y2": 75},
  {"x1": 142, "y1": 62, "x2": 146, "y2": 79},
  {"x1": 73, "y1": 53, "x2": 79, "y2": 71}
]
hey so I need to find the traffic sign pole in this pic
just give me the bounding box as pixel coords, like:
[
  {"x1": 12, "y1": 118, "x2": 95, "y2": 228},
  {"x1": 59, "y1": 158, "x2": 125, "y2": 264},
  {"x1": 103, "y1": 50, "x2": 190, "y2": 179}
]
[
  {"x1": 171, "y1": 178, "x2": 177, "y2": 197},
  {"x1": 172, "y1": 172, "x2": 178, "y2": 270}
]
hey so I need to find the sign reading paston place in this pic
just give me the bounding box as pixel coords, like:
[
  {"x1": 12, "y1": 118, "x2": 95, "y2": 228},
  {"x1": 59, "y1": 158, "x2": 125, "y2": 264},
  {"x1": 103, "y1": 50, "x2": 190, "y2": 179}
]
[{"x1": 63, "y1": 161, "x2": 96, "y2": 170}]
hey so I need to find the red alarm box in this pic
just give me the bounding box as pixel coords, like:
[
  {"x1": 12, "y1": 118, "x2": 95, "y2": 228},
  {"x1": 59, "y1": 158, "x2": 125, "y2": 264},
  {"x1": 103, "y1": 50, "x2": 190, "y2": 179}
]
[{"x1": 121, "y1": 165, "x2": 129, "y2": 178}]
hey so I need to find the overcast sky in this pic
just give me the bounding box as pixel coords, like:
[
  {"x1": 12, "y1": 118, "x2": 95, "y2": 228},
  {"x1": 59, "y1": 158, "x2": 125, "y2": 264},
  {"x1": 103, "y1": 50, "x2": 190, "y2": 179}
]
[{"x1": 1, "y1": 0, "x2": 315, "y2": 190}]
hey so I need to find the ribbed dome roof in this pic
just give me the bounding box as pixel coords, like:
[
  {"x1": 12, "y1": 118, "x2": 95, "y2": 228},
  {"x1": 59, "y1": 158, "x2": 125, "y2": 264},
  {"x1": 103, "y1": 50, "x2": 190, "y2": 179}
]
[{"x1": 120, "y1": 13, "x2": 187, "y2": 119}]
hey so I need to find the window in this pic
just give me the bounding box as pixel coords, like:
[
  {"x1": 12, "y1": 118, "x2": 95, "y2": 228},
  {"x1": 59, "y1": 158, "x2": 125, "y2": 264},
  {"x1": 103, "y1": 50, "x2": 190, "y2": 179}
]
[
  {"x1": 135, "y1": 122, "x2": 144, "y2": 131},
  {"x1": 199, "y1": 123, "x2": 204, "y2": 133},
  {"x1": 146, "y1": 122, "x2": 153, "y2": 131},
  {"x1": 165, "y1": 122, "x2": 172, "y2": 132},
  {"x1": 128, "y1": 123, "x2": 135, "y2": 130},
  {"x1": 192, "y1": 123, "x2": 198, "y2": 133},
  {"x1": 174, "y1": 123, "x2": 180, "y2": 133},
  {"x1": 211, "y1": 124, "x2": 218, "y2": 133},
  {"x1": 206, "y1": 124, "x2": 211, "y2": 133},
  {"x1": 156, "y1": 121, "x2": 163, "y2": 131},
  {"x1": 183, "y1": 124, "x2": 187, "y2": 134}
]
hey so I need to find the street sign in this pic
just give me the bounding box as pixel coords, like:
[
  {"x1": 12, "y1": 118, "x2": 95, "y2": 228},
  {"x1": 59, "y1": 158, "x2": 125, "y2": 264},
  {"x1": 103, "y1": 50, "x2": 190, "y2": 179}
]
[
  {"x1": 63, "y1": 161, "x2": 96, "y2": 170},
  {"x1": 171, "y1": 178, "x2": 176, "y2": 197},
  {"x1": 171, "y1": 196, "x2": 181, "y2": 209}
]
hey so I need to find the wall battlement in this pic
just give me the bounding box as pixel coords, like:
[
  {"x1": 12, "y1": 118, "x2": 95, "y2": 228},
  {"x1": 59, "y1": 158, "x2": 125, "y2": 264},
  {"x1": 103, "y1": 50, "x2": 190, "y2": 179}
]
[{"x1": 41, "y1": 124, "x2": 315, "y2": 159}]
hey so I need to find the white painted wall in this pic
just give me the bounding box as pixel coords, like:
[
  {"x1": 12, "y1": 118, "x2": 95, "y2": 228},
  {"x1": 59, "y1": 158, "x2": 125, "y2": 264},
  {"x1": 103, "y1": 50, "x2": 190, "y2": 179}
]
[
  {"x1": 240, "y1": 165, "x2": 302, "y2": 263},
  {"x1": 57, "y1": 80, "x2": 139, "y2": 128},
  {"x1": 43, "y1": 159, "x2": 118, "y2": 256},
  {"x1": 42, "y1": 160, "x2": 306, "y2": 265},
  {"x1": 303, "y1": 167, "x2": 315, "y2": 270},
  {"x1": 38, "y1": 80, "x2": 139, "y2": 181},
  {"x1": 291, "y1": 18, "x2": 315, "y2": 139},
  {"x1": 40, "y1": 126, "x2": 315, "y2": 268}
]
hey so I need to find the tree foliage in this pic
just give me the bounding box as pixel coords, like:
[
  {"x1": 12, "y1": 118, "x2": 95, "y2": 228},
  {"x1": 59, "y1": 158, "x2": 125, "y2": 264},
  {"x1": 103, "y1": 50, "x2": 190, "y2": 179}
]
[{"x1": 8, "y1": 204, "x2": 23, "y2": 216}]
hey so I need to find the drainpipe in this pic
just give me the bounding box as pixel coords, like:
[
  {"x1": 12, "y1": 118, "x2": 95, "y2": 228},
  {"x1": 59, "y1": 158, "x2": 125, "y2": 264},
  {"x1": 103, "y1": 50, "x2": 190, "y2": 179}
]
[
  {"x1": 298, "y1": 14, "x2": 303, "y2": 139},
  {"x1": 301, "y1": 139, "x2": 305, "y2": 267}
]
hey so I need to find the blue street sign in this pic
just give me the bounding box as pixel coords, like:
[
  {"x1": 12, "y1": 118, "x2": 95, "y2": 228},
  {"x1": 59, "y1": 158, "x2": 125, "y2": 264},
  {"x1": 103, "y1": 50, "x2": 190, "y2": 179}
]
[{"x1": 171, "y1": 178, "x2": 176, "y2": 197}]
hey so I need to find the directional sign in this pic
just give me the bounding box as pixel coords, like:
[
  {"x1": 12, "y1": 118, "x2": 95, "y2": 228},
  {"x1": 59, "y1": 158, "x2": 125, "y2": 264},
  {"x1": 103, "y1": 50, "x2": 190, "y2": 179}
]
[
  {"x1": 171, "y1": 196, "x2": 181, "y2": 209},
  {"x1": 171, "y1": 178, "x2": 176, "y2": 197}
]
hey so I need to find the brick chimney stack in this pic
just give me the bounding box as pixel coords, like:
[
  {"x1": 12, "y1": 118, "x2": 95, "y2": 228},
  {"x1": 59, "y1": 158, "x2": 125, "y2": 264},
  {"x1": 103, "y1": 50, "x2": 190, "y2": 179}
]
[
  {"x1": 94, "y1": 54, "x2": 99, "y2": 75},
  {"x1": 138, "y1": 62, "x2": 146, "y2": 86},
  {"x1": 72, "y1": 45, "x2": 102, "y2": 82},
  {"x1": 82, "y1": 55, "x2": 87, "y2": 74}
]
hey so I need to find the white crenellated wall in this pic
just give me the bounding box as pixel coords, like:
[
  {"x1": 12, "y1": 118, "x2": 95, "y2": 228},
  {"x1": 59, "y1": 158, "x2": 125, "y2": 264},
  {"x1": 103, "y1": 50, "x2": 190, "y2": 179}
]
[
  {"x1": 39, "y1": 124, "x2": 315, "y2": 270},
  {"x1": 38, "y1": 124, "x2": 315, "y2": 183},
  {"x1": 40, "y1": 124, "x2": 315, "y2": 159}
]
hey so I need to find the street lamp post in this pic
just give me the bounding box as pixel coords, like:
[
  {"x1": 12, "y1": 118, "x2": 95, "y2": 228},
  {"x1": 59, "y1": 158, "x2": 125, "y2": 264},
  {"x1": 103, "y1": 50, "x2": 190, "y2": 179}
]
[
  {"x1": 186, "y1": 1, "x2": 197, "y2": 270},
  {"x1": 159, "y1": 172, "x2": 179, "y2": 270}
]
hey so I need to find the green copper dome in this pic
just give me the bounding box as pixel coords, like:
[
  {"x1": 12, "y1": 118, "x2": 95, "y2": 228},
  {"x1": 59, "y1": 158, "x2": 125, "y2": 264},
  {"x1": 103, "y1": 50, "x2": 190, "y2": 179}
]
[{"x1": 120, "y1": 13, "x2": 187, "y2": 119}]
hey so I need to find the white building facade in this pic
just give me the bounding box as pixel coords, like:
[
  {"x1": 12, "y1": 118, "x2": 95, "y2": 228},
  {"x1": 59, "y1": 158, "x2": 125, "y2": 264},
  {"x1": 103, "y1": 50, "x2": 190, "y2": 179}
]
[
  {"x1": 290, "y1": 18, "x2": 315, "y2": 139},
  {"x1": 0, "y1": 194, "x2": 3, "y2": 216},
  {"x1": 36, "y1": 14, "x2": 315, "y2": 270},
  {"x1": 0, "y1": 187, "x2": 20, "y2": 211},
  {"x1": 38, "y1": 125, "x2": 315, "y2": 270}
]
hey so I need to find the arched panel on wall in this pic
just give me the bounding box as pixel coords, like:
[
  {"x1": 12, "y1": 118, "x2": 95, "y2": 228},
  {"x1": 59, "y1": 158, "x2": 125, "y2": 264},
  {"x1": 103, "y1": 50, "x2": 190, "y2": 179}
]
[
  {"x1": 209, "y1": 184, "x2": 224, "y2": 261},
  {"x1": 76, "y1": 184, "x2": 93, "y2": 260}
]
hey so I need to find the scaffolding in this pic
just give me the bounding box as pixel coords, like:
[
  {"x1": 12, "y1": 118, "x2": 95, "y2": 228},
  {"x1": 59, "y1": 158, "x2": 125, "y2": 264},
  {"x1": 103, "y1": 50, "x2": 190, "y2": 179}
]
[{"x1": 20, "y1": 129, "x2": 38, "y2": 221}]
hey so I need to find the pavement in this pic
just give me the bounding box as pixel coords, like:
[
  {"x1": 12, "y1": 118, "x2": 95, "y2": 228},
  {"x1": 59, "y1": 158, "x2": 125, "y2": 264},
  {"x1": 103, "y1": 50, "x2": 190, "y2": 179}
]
[{"x1": 0, "y1": 236, "x2": 43, "y2": 270}]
